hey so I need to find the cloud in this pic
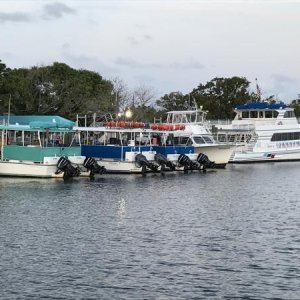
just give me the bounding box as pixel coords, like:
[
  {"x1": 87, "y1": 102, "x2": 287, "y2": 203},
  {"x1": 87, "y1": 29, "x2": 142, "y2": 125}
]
[
  {"x1": 42, "y1": 2, "x2": 76, "y2": 20},
  {"x1": 61, "y1": 51, "x2": 118, "y2": 75},
  {"x1": 115, "y1": 58, "x2": 204, "y2": 70},
  {"x1": 268, "y1": 74, "x2": 300, "y2": 101},
  {"x1": 0, "y1": 2, "x2": 76, "y2": 23},
  {"x1": 271, "y1": 74, "x2": 298, "y2": 84},
  {"x1": 128, "y1": 37, "x2": 139, "y2": 46},
  {"x1": 127, "y1": 34, "x2": 153, "y2": 46},
  {"x1": 0, "y1": 12, "x2": 32, "y2": 23}
]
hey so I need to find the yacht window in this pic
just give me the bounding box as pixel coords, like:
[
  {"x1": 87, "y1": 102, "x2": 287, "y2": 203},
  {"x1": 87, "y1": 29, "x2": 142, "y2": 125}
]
[
  {"x1": 259, "y1": 111, "x2": 264, "y2": 118},
  {"x1": 181, "y1": 137, "x2": 189, "y2": 144},
  {"x1": 173, "y1": 137, "x2": 179, "y2": 145},
  {"x1": 173, "y1": 136, "x2": 190, "y2": 145},
  {"x1": 193, "y1": 136, "x2": 206, "y2": 144},
  {"x1": 242, "y1": 111, "x2": 249, "y2": 118},
  {"x1": 202, "y1": 136, "x2": 214, "y2": 144},
  {"x1": 273, "y1": 111, "x2": 279, "y2": 118},
  {"x1": 271, "y1": 132, "x2": 300, "y2": 141},
  {"x1": 265, "y1": 111, "x2": 272, "y2": 118},
  {"x1": 196, "y1": 112, "x2": 203, "y2": 123},
  {"x1": 250, "y1": 111, "x2": 258, "y2": 118},
  {"x1": 284, "y1": 111, "x2": 295, "y2": 118},
  {"x1": 173, "y1": 115, "x2": 182, "y2": 123},
  {"x1": 187, "y1": 138, "x2": 193, "y2": 146}
]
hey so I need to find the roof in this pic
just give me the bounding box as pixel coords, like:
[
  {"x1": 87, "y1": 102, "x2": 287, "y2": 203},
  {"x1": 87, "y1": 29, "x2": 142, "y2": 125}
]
[
  {"x1": 235, "y1": 102, "x2": 287, "y2": 110},
  {"x1": 0, "y1": 115, "x2": 75, "y2": 129}
]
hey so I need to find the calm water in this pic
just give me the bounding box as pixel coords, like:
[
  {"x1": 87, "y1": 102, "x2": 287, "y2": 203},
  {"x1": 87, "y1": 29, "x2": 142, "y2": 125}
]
[{"x1": 0, "y1": 163, "x2": 299, "y2": 300}]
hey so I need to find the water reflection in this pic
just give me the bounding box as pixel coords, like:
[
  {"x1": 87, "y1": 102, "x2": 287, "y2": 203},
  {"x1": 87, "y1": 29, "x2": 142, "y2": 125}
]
[{"x1": 0, "y1": 163, "x2": 300, "y2": 299}]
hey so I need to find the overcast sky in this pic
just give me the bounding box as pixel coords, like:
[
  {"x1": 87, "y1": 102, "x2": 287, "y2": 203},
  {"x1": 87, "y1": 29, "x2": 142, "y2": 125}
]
[{"x1": 1, "y1": 0, "x2": 300, "y2": 102}]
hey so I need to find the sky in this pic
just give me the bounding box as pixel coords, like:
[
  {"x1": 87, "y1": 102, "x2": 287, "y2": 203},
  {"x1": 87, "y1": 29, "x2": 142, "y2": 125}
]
[{"x1": 1, "y1": 0, "x2": 300, "y2": 103}]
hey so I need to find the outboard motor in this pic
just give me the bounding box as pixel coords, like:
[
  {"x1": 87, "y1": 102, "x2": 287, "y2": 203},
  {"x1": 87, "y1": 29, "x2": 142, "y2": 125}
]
[
  {"x1": 197, "y1": 153, "x2": 215, "y2": 169},
  {"x1": 178, "y1": 154, "x2": 201, "y2": 172},
  {"x1": 154, "y1": 153, "x2": 176, "y2": 171},
  {"x1": 56, "y1": 156, "x2": 81, "y2": 178},
  {"x1": 83, "y1": 157, "x2": 106, "y2": 178},
  {"x1": 135, "y1": 153, "x2": 158, "y2": 174}
]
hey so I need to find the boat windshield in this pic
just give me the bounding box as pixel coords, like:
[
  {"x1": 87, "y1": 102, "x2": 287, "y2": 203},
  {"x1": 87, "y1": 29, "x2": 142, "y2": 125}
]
[
  {"x1": 193, "y1": 135, "x2": 214, "y2": 144},
  {"x1": 167, "y1": 110, "x2": 206, "y2": 124}
]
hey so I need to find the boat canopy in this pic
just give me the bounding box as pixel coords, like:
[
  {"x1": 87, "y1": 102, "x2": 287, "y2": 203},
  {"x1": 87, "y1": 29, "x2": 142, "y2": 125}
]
[
  {"x1": 0, "y1": 115, "x2": 75, "y2": 129},
  {"x1": 235, "y1": 102, "x2": 287, "y2": 110}
]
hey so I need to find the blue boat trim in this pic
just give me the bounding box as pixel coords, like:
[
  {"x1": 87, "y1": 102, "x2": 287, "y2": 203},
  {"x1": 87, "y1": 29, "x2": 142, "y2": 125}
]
[
  {"x1": 81, "y1": 145, "x2": 194, "y2": 160},
  {"x1": 235, "y1": 102, "x2": 287, "y2": 110}
]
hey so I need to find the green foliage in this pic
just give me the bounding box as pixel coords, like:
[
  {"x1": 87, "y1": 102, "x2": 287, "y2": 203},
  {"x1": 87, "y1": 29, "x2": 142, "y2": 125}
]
[
  {"x1": 156, "y1": 91, "x2": 188, "y2": 112},
  {"x1": 290, "y1": 98, "x2": 300, "y2": 118},
  {"x1": 0, "y1": 61, "x2": 114, "y2": 119},
  {"x1": 0, "y1": 60, "x2": 272, "y2": 122},
  {"x1": 192, "y1": 77, "x2": 255, "y2": 119},
  {"x1": 156, "y1": 77, "x2": 256, "y2": 120}
]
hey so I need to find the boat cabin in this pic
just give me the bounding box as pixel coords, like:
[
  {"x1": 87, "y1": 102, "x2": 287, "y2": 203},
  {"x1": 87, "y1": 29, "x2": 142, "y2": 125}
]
[
  {"x1": 233, "y1": 102, "x2": 296, "y2": 124},
  {"x1": 166, "y1": 107, "x2": 207, "y2": 125}
]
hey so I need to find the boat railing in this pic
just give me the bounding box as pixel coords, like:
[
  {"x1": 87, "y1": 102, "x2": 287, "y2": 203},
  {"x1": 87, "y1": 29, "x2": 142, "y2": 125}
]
[{"x1": 206, "y1": 119, "x2": 232, "y2": 131}]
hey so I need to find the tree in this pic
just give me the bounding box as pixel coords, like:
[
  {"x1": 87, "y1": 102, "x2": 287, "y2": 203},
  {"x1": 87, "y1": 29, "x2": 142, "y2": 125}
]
[
  {"x1": 192, "y1": 77, "x2": 255, "y2": 119},
  {"x1": 0, "y1": 60, "x2": 12, "y2": 114},
  {"x1": 156, "y1": 91, "x2": 187, "y2": 112},
  {"x1": 0, "y1": 62, "x2": 114, "y2": 119},
  {"x1": 290, "y1": 96, "x2": 300, "y2": 118},
  {"x1": 111, "y1": 77, "x2": 131, "y2": 116},
  {"x1": 133, "y1": 85, "x2": 156, "y2": 121}
]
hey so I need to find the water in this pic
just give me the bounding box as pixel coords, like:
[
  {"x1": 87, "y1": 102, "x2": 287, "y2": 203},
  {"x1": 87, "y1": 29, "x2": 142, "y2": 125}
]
[{"x1": 0, "y1": 163, "x2": 299, "y2": 299}]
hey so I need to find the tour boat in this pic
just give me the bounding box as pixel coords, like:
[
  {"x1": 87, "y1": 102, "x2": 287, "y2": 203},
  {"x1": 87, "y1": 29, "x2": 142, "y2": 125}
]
[
  {"x1": 151, "y1": 105, "x2": 234, "y2": 168},
  {"x1": 215, "y1": 102, "x2": 300, "y2": 163},
  {"x1": 74, "y1": 125, "x2": 214, "y2": 174},
  {"x1": 0, "y1": 117, "x2": 86, "y2": 178}
]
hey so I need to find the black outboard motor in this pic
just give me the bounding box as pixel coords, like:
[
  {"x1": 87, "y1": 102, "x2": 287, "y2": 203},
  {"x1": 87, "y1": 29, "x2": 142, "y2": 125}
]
[
  {"x1": 178, "y1": 154, "x2": 201, "y2": 172},
  {"x1": 197, "y1": 153, "x2": 215, "y2": 169},
  {"x1": 135, "y1": 153, "x2": 158, "y2": 174},
  {"x1": 83, "y1": 157, "x2": 106, "y2": 178},
  {"x1": 154, "y1": 153, "x2": 176, "y2": 171},
  {"x1": 56, "y1": 156, "x2": 81, "y2": 178}
]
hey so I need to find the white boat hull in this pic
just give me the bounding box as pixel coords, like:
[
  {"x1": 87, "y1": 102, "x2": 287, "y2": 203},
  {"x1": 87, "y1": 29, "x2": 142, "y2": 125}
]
[
  {"x1": 193, "y1": 144, "x2": 234, "y2": 168},
  {"x1": 96, "y1": 159, "x2": 143, "y2": 173},
  {"x1": 92, "y1": 152, "x2": 202, "y2": 174},
  {"x1": 231, "y1": 148, "x2": 300, "y2": 163},
  {"x1": 0, "y1": 161, "x2": 63, "y2": 178}
]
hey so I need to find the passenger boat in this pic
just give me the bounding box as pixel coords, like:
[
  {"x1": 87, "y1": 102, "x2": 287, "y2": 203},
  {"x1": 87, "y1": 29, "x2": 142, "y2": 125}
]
[
  {"x1": 215, "y1": 102, "x2": 300, "y2": 163},
  {"x1": 151, "y1": 105, "x2": 234, "y2": 168},
  {"x1": 74, "y1": 125, "x2": 214, "y2": 174},
  {"x1": 0, "y1": 117, "x2": 85, "y2": 178}
]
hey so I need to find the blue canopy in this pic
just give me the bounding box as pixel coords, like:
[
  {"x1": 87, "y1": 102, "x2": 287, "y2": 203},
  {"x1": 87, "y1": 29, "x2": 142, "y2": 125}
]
[{"x1": 235, "y1": 102, "x2": 287, "y2": 110}]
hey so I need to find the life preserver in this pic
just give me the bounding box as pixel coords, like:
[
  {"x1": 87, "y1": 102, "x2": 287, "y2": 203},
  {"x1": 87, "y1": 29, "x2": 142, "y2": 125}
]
[
  {"x1": 105, "y1": 121, "x2": 145, "y2": 128},
  {"x1": 150, "y1": 123, "x2": 185, "y2": 131}
]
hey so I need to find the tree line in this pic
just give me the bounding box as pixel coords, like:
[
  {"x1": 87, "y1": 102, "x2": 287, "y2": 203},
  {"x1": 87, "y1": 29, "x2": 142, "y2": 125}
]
[{"x1": 1, "y1": 59, "x2": 299, "y2": 123}]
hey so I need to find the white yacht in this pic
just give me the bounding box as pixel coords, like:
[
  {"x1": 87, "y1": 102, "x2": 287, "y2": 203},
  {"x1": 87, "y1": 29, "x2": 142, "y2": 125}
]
[
  {"x1": 151, "y1": 105, "x2": 234, "y2": 168},
  {"x1": 216, "y1": 102, "x2": 300, "y2": 163}
]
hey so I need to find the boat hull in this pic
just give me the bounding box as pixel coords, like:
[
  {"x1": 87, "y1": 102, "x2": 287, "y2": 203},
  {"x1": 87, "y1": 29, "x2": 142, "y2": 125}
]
[
  {"x1": 193, "y1": 144, "x2": 234, "y2": 168},
  {"x1": 0, "y1": 161, "x2": 63, "y2": 178},
  {"x1": 81, "y1": 145, "x2": 202, "y2": 173},
  {"x1": 231, "y1": 148, "x2": 300, "y2": 163}
]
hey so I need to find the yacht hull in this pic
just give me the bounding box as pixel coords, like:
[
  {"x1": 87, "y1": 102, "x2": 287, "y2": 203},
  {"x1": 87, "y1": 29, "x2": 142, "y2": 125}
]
[{"x1": 231, "y1": 148, "x2": 300, "y2": 163}]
